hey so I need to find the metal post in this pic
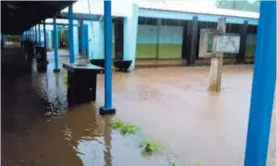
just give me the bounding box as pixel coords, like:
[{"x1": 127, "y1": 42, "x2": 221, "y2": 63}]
[
  {"x1": 38, "y1": 24, "x2": 41, "y2": 46},
  {"x1": 244, "y1": 1, "x2": 276, "y2": 166},
  {"x1": 100, "y1": 0, "x2": 116, "y2": 115},
  {"x1": 68, "y1": 4, "x2": 74, "y2": 64},
  {"x1": 53, "y1": 17, "x2": 60, "y2": 72}
]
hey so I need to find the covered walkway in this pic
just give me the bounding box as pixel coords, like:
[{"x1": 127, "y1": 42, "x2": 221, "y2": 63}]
[{"x1": 1, "y1": 1, "x2": 276, "y2": 166}]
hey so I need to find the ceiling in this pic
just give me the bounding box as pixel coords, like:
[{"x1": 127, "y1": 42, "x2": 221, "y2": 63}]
[{"x1": 1, "y1": 1, "x2": 76, "y2": 35}]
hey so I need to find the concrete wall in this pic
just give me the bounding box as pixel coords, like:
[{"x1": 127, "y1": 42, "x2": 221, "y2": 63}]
[
  {"x1": 136, "y1": 24, "x2": 183, "y2": 59},
  {"x1": 44, "y1": 19, "x2": 257, "y2": 59},
  {"x1": 83, "y1": 21, "x2": 115, "y2": 59},
  {"x1": 136, "y1": 24, "x2": 257, "y2": 59}
]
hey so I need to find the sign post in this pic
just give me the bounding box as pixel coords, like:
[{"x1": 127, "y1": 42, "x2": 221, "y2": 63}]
[
  {"x1": 198, "y1": 18, "x2": 240, "y2": 92},
  {"x1": 208, "y1": 18, "x2": 226, "y2": 92}
]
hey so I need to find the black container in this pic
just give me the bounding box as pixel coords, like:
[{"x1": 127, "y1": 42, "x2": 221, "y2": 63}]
[
  {"x1": 23, "y1": 40, "x2": 35, "y2": 59},
  {"x1": 90, "y1": 59, "x2": 105, "y2": 73},
  {"x1": 113, "y1": 60, "x2": 132, "y2": 72},
  {"x1": 35, "y1": 46, "x2": 48, "y2": 72}
]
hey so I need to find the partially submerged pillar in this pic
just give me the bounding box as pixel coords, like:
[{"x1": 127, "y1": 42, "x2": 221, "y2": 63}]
[
  {"x1": 155, "y1": 18, "x2": 162, "y2": 59},
  {"x1": 123, "y1": 3, "x2": 139, "y2": 71},
  {"x1": 68, "y1": 4, "x2": 75, "y2": 64},
  {"x1": 237, "y1": 21, "x2": 248, "y2": 63},
  {"x1": 181, "y1": 21, "x2": 188, "y2": 60},
  {"x1": 114, "y1": 18, "x2": 124, "y2": 60},
  {"x1": 244, "y1": 1, "x2": 276, "y2": 166},
  {"x1": 100, "y1": 0, "x2": 116, "y2": 115},
  {"x1": 187, "y1": 16, "x2": 198, "y2": 66},
  {"x1": 181, "y1": 17, "x2": 198, "y2": 65},
  {"x1": 53, "y1": 17, "x2": 60, "y2": 72},
  {"x1": 208, "y1": 18, "x2": 226, "y2": 92}
]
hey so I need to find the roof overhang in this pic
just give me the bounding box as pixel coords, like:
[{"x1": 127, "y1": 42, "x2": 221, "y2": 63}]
[{"x1": 1, "y1": 1, "x2": 76, "y2": 35}]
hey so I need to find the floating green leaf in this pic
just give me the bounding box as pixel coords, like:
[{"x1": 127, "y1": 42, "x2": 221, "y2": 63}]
[
  {"x1": 63, "y1": 75, "x2": 68, "y2": 84},
  {"x1": 111, "y1": 119, "x2": 138, "y2": 135},
  {"x1": 140, "y1": 139, "x2": 162, "y2": 153}
]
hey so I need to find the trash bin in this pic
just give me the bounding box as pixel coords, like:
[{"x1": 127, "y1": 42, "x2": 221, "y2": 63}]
[
  {"x1": 22, "y1": 40, "x2": 35, "y2": 72},
  {"x1": 35, "y1": 46, "x2": 48, "y2": 72},
  {"x1": 23, "y1": 40, "x2": 35, "y2": 59}
]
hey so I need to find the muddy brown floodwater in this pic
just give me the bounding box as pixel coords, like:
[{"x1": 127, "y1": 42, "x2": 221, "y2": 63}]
[{"x1": 2, "y1": 55, "x2": 276, "y2": 166}]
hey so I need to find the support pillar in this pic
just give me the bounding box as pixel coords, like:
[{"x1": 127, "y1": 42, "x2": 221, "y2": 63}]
[
  {"x1": 47, "y1": 31, "x2": 53, "y2": 49},
  {"x1": 181, "y1": 21, "x2": 188, "y2": 60},
  {"x1": 100, "y1": 0, "x2": 116, "y2": 115},
  {"x1": 43, "y1": 20, "x2": 47, "y2": 50},
  {"x1": 79, "y1": 21, "x2": 83, "y2": 54},
  {"x1": 244, "y1": 1, "x2": 276, "y2": 166},
  {"x1": 114, "y1": 18, "x2": 124, "y2": 60},
  {"x1": 68, "y1": 4, "x2": 75, "y2": 64},
  {"x1": 237, "y1": 21, "x2": 248, "y2": 64},
  {"x1": 1, "y1": 34, "x2": 5, "y2": 49},
  {"x1": 155, "y1": 19, "x2": 162, "y2": 59},
  {"x1": 53, "y1": 17, "x2": 60, "y2": 72},
  {"x1": 35, "y1": 25, "x2": 37, "y2": 44},
  {"x1": 187, "y1": 16, "x2": 198, "y2": 66},
  {"x1": 38, "y1": 24, "x2": 41, "y2": 46},
  {"x1": 123, "y1": 3, "x2": 139, "y2": 71},
  {"x1": 82, "y1": 24, "x2": 89, "y2": 56}
]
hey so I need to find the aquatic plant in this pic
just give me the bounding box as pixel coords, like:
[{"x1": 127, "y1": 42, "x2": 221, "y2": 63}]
[
  {"x1": 168, "y1": 161, "x2": 177, "y2": 166},
  {"x1": 140, "y1": 139, "x2": 162, "y2": 153},
  {"x1": 63, "y1": 75, "x2": 68, "y2": 84},
  {"x1": 111, "y1": 119, "x2": 138, "y2": 135}
]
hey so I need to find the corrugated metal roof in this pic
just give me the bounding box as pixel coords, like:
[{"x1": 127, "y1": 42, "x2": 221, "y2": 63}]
[{"x1": 138, "y1": 2, "x2": 259, "y2": 19}]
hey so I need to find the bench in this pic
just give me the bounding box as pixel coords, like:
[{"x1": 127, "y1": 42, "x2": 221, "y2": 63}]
[{"x1": 63, "y1": 63, "x2": 103, "y2": 106}]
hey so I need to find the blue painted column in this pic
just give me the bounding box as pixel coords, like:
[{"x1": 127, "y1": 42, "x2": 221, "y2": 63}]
[
  {"x1": 68, "y1": 4, "x2": 75, "y2": 64},
  {"x1": 53, "y1": 17, "x2": 60, "y2": 72},
  {"x1": 82, "y1": 24, "x2": 89, "y2": 55},
  {"x1": 1, "y1": 34, "x2": 6, "y2": 48},
  {"x1": 244, "y1": 1, "x2": 276, "y2": 166},
  {"x1": 100, "y1": 0, "x2": 116, "y2": 115},
  {"x1": 34, "y1": 25, "x2": 37, "y2": 44},
  {"x1": 38, "y1": 24, "x2": 41, "y2": 46},
  {"x1": 43, "y1": 20, "x2": 47, "y2": 48},
  {"x1": 123, "y1": 3, "x2": 139, "y2": 71}
]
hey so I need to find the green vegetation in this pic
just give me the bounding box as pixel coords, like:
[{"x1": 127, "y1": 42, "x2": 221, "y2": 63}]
[
  {"x1": 140, "y1": 139, "x2": 162, "y2": 153},
  {"x1": 111, "y1": 119, "x2": 138, "y2": 135},
  {"x1": 216, "y1": 0, "x2": 260, "y2": 12},
  {"x1": 168, "y1": 161, "x2": 177, "y2": 166},
  {"x1": 63, "y1": 75, "x2": 68, "y2": 84}
]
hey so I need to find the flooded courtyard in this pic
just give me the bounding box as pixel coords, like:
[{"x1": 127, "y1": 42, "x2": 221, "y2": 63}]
[{"x1": 1, "y1": 55, "x2": 276, "y2": 166}]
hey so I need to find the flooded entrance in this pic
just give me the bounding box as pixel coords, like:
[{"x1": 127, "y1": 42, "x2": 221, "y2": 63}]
[{"x1": 2, "y1": 55, "x2": 275, "y2": 166}]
